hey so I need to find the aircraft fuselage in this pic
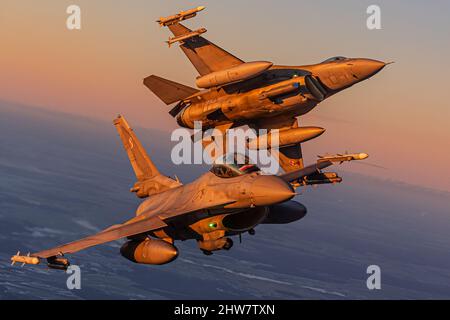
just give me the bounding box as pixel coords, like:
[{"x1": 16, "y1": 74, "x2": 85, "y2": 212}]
[
  {"x1": 132, "y1": 171, "x2": 299, "y2": 247},
  {"x1": 176, "y1": 58, "x2": 387, "y2": 129}
]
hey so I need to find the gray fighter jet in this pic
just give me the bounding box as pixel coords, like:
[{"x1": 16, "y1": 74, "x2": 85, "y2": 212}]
[
  {"x1": 145, "y1": 6, "x2": 389, "y2": 173},
  {"x1": 11, "y1": 116, "x2": 367, "y2": 269}
]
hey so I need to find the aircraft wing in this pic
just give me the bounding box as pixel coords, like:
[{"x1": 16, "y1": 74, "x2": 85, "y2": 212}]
[
  {"x1": 12, "y1": 195, "x2": 237, "y2": 266},
  {"x1": 31, "y1": 216, "x2": 168, "y2": 259},
  {"x1": 167, "y1": 23, "x2": 244, "y2": 75},
  {"x1": 250, "y1": 116, "x2": 305, "y2": 173}
]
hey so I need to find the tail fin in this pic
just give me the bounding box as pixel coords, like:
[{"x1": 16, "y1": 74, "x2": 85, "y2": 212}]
[
  {"x1": 113, "y1": 115, "x2": 181, "y2": 198},
  {"x1": 143, "y1": 75, "x2": 199, "y2": 105},
  {"x1": 278, "y1": 144, "x2": 304, "y2": 172},
  {"x1": 114, "y1": 115, "x2": 160, "y2": 181}
]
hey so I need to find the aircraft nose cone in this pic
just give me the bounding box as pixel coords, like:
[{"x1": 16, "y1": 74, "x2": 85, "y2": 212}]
[
  {"x1": 250, "y1": 176, "x2": 296, "y2": 206},
  {"x1": 352, "y1": 59, "x2": 387, "y2": 80}
]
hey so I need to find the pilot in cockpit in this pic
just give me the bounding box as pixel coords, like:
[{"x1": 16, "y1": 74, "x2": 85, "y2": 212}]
[{"x1": 210, "y1": 153, "x2": 260, "y2": 179}]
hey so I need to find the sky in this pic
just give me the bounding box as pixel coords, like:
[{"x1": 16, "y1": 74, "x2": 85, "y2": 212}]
[{"x1": 1, "y1": 0, "x2": 450, "y2": 191}]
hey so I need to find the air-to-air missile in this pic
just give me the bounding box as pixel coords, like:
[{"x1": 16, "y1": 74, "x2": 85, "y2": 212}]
[
  {"x1": 283, "y1": 153, "x2": 369, "y2": 187},
  {"x1": 318, "y1": 153, "x2": 369, "y2": 164},
  {"x1": 167, "y1": 28, "x2": 207, "y2": 47},
  {"x1": 10, "y1": 251, "x2": 40, "y2": 266},
  {"x1": 157, "y1": 6, "x2": 206, "y2": 27}
]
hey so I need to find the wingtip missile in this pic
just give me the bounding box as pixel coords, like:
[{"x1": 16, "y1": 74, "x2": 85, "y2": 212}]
[
  {"x1": 317, "y1": 152, "x2": 369, "y2": 164},
  {"x1": 11, "y1": 251, "x2": 40, "y2": 266},
  {"x1": 157, "y1": 6, "x2": 206, "y2": 27},
  {"x1": 354, "y1": 153, "x2": 369, "y2": 160}
]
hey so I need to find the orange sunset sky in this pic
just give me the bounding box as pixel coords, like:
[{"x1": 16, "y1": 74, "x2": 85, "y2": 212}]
[{"x1": 1, "y1": 0, "x2": 449, "y2": 191}]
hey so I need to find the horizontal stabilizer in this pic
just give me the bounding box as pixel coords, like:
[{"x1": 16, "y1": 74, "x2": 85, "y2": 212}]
[{"x1": 143, "y1": 75, "x2": 199, "y2": 105}]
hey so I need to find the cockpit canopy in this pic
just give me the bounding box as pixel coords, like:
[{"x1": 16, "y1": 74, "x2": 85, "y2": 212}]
[
  {"x1": 210, "y1": 153, "x2": 261, "y2": 179},
  {"x1": 322, "y1": 56, "x2": 348, "y2": 63}
]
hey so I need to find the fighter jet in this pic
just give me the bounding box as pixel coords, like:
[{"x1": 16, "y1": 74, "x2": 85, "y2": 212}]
[
  {"x1": 144, "y1": 6, "x2": 389, "y2": 173},
  {"x1": 11, "y1": 115, "x2": 367, "y2": 269}
]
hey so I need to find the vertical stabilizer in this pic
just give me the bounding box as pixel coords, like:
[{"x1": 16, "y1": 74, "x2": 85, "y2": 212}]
[{"x1": 113, "y1": 115, "x2": 181, "y2": 198}]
